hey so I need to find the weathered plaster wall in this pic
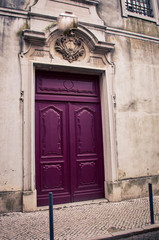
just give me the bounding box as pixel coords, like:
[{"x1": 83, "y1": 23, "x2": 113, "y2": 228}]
[
  {"x1": 0, "y1": 0, "x2": 26, "y2": 10},
  {"x1": 98, "y1": 0, "x2": 159, "y2": 37},
  {"x1": 112, "y1": 36, "x2": 159, "y2": 179},
  {"x1": 0, "y1": 16, "x2": 25, "y2": 211},
  {"x1": 98, "y1": 0, "x2": 159, "y2": 188},
  {"x1": 97, "y1": 1, "x2": 123, "y2": 28}
]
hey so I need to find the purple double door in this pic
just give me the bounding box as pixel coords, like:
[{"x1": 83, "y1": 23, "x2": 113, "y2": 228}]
[{"x1": 35, "y1": 71, "x2": 105, "y2": 206}]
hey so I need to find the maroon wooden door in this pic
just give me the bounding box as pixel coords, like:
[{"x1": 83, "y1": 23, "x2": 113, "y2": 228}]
[{"x1": 35, "y1": 71, "x2": 104, "y2": 206}]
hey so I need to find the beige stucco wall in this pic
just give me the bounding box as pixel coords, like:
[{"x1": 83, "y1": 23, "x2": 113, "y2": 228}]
[
  {"x1": 98, "y1": 0, "x2": 159, "y2": 180},
  {"x1": 98, "y1": 0, "x2": 159, "y2": 37},
  {"x1": 0, "y1": 16, "x2": 26, "y2": 212},
  {"x1": 97, "y1": 0, "x2": 159, "y2": 200},
  {"x1": 0, "y1": 16, "x2": 24, "y2": 191},
  {"x1": 98, "y1": 0, "x2": 159, "y2": 200},
  {"x1": 113, "y1": 36, "x2": 159, "y2": 179}
]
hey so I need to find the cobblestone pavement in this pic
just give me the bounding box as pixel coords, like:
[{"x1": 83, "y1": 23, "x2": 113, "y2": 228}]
[{"x1": 1, "y1": 196, "x2": 159, "y2": 240}]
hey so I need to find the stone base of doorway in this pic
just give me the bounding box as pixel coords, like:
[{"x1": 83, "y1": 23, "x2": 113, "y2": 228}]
[
  {"x1": 22, "y1": 189, "x2": 37, "y2": 212},
  {"x1": 37, "y1": 198, "x2": 109, "y2": 211},
  {"x1": 0, "y1": 191, "x2": 22, "y2": 213},
  {"x1": 105, "y1": 175, "x2": 159, "y2": 202},
  {"x1": 0, "y1": 190, "x2": 37, "y2": 213},
  {"x1": 91, "y1": 224, "x2": 159, "y2": 240}
]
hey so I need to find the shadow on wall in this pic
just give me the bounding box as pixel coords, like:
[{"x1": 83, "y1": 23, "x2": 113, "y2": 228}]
[
  {"x1": 0, "y1": 192, "x2": 22, "y2": 213},
  {"x1": 0, "y1": 0, "x2": 27, "y2": 10}
]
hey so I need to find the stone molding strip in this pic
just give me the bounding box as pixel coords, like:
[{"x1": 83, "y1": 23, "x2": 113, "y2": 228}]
[
  {"x1": 106, "y1": 26, "x2": 159, "y2": 44},
  {"x1": 0, "y1": 7, "x2": 28, "y2": 19},
  {"x1": 50, "y1": 0, "x2": 99, "y2": 6},
  {"x1": 23, "y1": 30, "x2": 46, "y2": 45},
  {"x1": 79, "y1": 0, "x2": 100, "y2": 4},
  {"x1": 0, "y1": 7, "x2": 158, "y2": 44},
  {"x1": 51, "y1": 0, "x2": 89, "y2": 10}
]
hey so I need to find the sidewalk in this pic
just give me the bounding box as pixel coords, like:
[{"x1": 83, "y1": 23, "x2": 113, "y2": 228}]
[{"x1": 1, "y1": 196, "x2": 159, "y2": 240}]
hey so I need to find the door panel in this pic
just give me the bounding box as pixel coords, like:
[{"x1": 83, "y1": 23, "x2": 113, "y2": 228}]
[
  {"x1": 36, "y1": 71, "x2": 99, "y2": 97},
  {"x1": 36, "y1": 102, "x2": 71, "y2": 206},
  {"x1": 69, "y1": 103, "x2": 104, "y2": 201},
  {"x1": 40, "y1": 105, "x2": 63, "y2": 157}
]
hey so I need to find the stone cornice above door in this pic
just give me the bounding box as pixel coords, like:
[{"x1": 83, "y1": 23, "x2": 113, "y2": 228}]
[
  {"x1": 23, "y1": 31, "x2": 46, "y2": 46},
  {"x1": 22, "y1": 26, "x2": 114, "y2": 67}
]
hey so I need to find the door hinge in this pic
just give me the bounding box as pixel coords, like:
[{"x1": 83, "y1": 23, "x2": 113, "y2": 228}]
[
  {"x1": 20, "y1": 91, "x2": 24, "y2": 102},
  {"x1": 112, "y1": 94, "x2": 116, "y2": 107}
]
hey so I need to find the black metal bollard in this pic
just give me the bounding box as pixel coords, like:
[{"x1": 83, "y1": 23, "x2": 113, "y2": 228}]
[
  {"x1": 148, "y1": 183, "x2": 154, "y2": 224},
  {"x1": 49, "y1": 192, "x2": 54, "y2": 240}
]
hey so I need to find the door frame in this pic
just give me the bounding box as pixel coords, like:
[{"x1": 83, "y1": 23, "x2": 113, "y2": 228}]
[
  {"x1": 21, "y1": 61, "x2": 118, "y2": 211},
  {"x1": 35, "y1": 71, "x2": 105, "y2": 204}
]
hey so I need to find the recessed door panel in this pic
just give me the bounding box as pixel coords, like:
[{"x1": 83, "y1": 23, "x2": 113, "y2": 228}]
[
  {"x1": 41, "y1": 164, "x2": 64, "y2": 191},
  {"x1": 36, "y1": 71, "x2": 99, "y2": 97},
  {"x1": 40, "y1": 106, "x2": 63, "y2": 157},
  {"x1": 76, "y1": 107, "x2": 96, "y2": 155}
]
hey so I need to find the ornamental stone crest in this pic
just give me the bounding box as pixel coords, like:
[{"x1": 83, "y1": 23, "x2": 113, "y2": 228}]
[{"x1": 55, "y1": 31, "x2": 85, "y2": 63}]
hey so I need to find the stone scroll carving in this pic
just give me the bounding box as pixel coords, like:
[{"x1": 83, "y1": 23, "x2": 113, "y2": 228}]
[{"x1": 55, "y1": 31, "x2": 85, "y2": 63}]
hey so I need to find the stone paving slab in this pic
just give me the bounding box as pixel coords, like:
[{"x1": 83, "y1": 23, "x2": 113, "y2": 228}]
[{"x1": 0, "y1": 196, "x2": 159, "y2": 240}]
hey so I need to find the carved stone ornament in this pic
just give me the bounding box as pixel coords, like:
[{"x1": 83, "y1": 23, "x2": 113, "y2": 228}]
[{"x1": 55, "y1": 31, "x2": 85, "y2": 63}]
